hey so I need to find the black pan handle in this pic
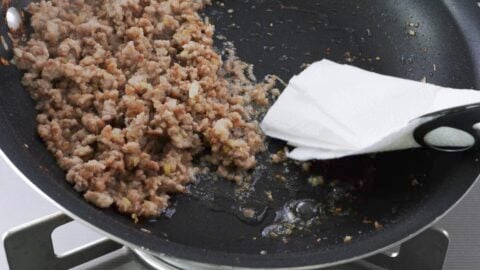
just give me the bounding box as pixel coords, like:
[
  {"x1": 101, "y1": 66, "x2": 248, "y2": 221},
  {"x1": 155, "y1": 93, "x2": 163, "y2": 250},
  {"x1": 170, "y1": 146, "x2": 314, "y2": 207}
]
[
  {"x1": 413, "y1": 103, "x2": 480, "y2": 152},
  {"x1": 3, "y1": 212, "x2": 122, "y2": 270}
]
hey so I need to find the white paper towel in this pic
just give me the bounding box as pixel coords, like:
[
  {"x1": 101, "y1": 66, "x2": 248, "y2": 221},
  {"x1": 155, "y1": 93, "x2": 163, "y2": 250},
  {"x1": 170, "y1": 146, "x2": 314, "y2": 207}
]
[{"x1": 261, "y1": 60, "x2": 480, "y2": 160}]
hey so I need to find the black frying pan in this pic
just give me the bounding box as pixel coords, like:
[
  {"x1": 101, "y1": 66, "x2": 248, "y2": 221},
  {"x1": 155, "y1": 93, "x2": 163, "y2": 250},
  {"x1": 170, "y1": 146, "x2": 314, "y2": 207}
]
[{"x1": 2, "y1": 0, "x2": 480, "y2": 269}]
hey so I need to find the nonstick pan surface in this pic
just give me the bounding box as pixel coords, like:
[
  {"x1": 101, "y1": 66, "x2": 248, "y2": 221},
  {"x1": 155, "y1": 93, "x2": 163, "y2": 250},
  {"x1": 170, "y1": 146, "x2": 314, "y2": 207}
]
[{"x1": 1, "y1": 0, "x2": 480, "y2": 268}]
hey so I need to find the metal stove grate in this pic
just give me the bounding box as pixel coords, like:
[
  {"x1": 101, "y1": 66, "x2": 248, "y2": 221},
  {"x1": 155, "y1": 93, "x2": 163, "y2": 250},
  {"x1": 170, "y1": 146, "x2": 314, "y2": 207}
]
[{"x1": 3, "y1": 212, "x2": 449, "y2": 270}]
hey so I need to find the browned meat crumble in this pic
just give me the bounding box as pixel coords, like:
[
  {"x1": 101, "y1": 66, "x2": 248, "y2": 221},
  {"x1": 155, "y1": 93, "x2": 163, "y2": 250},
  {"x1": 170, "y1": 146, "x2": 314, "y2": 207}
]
[{"x1": 13, "y1": 0, "x2": 276, "y2": 218}]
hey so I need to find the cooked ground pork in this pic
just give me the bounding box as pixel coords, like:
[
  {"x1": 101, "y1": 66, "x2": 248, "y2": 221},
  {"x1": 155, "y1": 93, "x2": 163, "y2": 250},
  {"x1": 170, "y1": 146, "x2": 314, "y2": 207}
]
[{"x1": 13, "y1": 0, "x2": 275, "y2": 218}]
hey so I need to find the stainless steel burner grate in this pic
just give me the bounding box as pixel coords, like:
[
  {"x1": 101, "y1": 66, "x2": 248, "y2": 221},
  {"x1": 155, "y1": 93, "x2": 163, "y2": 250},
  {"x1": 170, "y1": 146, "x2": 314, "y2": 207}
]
[{"x1": 3, "y1": 213, "x2": 449, "y2": 270}]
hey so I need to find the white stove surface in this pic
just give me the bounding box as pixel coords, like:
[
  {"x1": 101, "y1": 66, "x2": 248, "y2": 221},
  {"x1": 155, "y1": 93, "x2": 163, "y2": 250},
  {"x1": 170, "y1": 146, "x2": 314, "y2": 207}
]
[{"x1": 1, "y1": 158, "x2": 479, "y2": 270}]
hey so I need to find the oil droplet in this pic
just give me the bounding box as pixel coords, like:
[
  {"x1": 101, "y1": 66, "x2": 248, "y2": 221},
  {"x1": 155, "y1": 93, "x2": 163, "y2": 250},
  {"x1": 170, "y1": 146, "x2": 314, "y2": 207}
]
[{"x1": 262, "y1": 199, "x2": 324, "y2": 239}]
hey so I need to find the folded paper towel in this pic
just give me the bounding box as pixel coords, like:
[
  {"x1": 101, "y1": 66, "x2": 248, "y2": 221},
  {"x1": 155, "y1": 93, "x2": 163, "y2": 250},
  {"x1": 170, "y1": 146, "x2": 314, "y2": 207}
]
[{"x1": 261, "y1": 60, "x2": 480, "y2": 160}]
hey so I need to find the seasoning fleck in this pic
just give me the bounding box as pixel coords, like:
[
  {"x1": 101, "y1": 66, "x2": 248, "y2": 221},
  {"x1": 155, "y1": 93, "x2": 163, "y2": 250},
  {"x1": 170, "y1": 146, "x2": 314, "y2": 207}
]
[
  {"x1": 131, "y1": 213, "x2": 139, "y2": 224},
  {"x1": 343, "y1": 235, "x2": 353, "y2": 243},
  {"x1": 366, "y1": 28, "x2": 372, "y2": 37},
  {"x1": 0, "y1": 57, "x2": 10, "y2": 65},
  {"x1": 308, "y1": 175, "x2": 324, "y2": 187},
  {"x1": 363, "y1": 218, "x2": 373, "y2": 224},
  {"x1": 242, "y1": 208, "x2": 256, "y2": 218},
  {"x1": 271, "y1": 88, "x2": 281, "y2": 97},
  {"x1": 411, "y1": 178, "x2": 420, "y2": 186},
  {"x1": 265, "y1": 190, "x2": 273, "y2": 201},
  {"x1": 301, "y1": 162, "x2": 312, "y2": 172},
  {"x1": 271, "y1": 149, "x2": 286, "y2": 163},
  {"x1": 344, "y1": 51, "x2": 354, "y2": 63},
  {"x1": 300, "y1": 63, "x2": 310, "y2": 69}
]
